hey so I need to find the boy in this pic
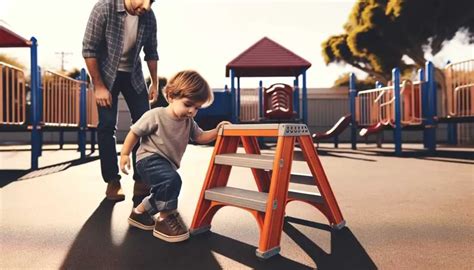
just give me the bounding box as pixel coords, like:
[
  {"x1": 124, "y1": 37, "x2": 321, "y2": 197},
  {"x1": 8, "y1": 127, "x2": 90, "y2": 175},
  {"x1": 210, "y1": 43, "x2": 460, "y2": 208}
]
[{"x1": 120, "y1": 70, "x2": 230, "y2": 242}]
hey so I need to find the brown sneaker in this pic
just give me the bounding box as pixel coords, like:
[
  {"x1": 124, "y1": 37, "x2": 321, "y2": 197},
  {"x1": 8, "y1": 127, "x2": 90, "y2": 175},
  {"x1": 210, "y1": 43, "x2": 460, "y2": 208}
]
[
  {"x1": 128, "y1": 209, "x2": 155, "y2": 230},
  {"x1": 105, "y1": 181, "x2": 125, "y2": 201},
  {"x1": 133, "y1": 181, "x2": 150, "y2": 197},
  {"x1": 153, "y1": 212, "x2": 190, "y2": 242}
]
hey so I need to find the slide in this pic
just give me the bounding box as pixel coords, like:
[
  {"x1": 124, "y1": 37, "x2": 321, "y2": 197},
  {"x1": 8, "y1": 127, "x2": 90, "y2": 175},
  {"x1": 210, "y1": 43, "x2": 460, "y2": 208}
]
[
  {"x1": 359, "y1": 122, "x2": 388, "y2": 137},
  {"x1": 312, "y1": 114, "x2": 352, "y2": 141}
]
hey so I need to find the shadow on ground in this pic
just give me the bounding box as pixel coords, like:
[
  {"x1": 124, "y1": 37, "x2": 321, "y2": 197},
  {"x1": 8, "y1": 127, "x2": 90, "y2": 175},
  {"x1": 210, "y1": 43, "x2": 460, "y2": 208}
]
[
  {"x1": 60, "y1": 200, "x2": 377, "y2": 270},
  {"x1": 284, "y1": 216, "x2": 377, "y2": 270},
  {"x1": 0, "y1": 154, "x2": 100, "y2": 188}
]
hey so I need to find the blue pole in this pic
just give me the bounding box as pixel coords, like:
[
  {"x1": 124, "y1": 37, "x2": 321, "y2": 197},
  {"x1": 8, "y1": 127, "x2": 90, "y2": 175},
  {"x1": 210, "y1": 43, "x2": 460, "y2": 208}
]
[
  {"x1": 230, "y1": 69, "x2": 237, "y2": 123},
  {"x1": 349, "y1": 73, "x2": 357, "y2": 150},
  {"x1": 237, "y1": 76, "x2": 241, "y2": 123},
  {"x1": 444, "y1": 60, "x2": 457, "y2": 145},
  {"x1": 447, "y1": 123, "x2": 457, "y2": 145},
  {"x1": 30, "y1": 37, "x2": 40, "y2": 170},
  {"x1": 425, "y1": 61, "x2": 436, "y2": 152},
  {"x1": 293, "y1": 77, "x2": 299, "y2": 120},
  {"x1": 79, "y1": 68, "x2": 87, "y2": 158},
  {"x1": 420, "y1": 68, "x2": 429, "y2": 148},
  {"x1": 258, "y1": 80, "x2": 263, "y2": 118},
  {"x1": 37, "y1": 66, "x2": 43, "y2": 157},
  {"x1": 393, "y1": 68, "x2": 402, "y2": 156},
  {"x1": 302, "y1": 70, "x2": 307, "y2": 124}
]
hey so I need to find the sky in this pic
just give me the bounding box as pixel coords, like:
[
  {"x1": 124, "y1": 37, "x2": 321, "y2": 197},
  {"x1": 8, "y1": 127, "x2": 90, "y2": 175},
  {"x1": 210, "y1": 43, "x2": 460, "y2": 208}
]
[{"x1": 1, "y1": 0, "x2": 473, "y2": 88}]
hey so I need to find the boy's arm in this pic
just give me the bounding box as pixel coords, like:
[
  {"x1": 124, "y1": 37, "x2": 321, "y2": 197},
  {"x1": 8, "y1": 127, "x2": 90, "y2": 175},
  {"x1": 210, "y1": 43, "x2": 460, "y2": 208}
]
[
  {"x1": 120, "y1": 130, "x2": 140, "y2": 174},
  {"x1": 194, "y1": 121, "x2": 231, "y2": 144}
]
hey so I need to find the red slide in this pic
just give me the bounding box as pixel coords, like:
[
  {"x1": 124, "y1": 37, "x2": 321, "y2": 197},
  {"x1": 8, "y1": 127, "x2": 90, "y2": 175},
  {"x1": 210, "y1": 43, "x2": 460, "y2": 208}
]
[
  {"x1": 312, "y1": 114, "x2": 352, "y2": 141},
  {"x1": 359, "y1": 122, "x2": 387, "y2": 137}
]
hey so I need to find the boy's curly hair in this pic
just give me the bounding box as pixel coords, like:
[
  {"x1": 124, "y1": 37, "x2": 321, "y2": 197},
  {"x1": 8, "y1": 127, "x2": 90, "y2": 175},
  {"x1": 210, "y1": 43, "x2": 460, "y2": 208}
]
[{"x1": 163, "y1": 70, "x2": 214, "y2": 108}]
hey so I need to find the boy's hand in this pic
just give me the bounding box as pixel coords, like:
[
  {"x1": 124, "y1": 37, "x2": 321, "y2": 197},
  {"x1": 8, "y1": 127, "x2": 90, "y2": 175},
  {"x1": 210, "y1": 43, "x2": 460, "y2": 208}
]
[
  {"x1": 120, "y1": 154, "x2": 131, "y2": 175},
  {"x1": 216, "y1": 121, "x2": 231, "y2": 131}
]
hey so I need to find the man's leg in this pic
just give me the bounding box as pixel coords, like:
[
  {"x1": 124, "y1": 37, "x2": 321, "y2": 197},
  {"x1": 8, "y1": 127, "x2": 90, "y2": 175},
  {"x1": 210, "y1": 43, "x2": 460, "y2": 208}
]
[
  {"x1": 120, "y1": 73, "x2": 150, "y2": 196},
  {"x1": 97, "y1": 75, "x2": 122, "y2": 200}
]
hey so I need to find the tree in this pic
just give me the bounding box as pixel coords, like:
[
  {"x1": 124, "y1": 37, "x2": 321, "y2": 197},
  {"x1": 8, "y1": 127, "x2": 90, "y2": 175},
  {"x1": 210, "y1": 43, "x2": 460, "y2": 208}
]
[
  {"x1": 322, "y1": 0, "x2": 474, "y2": 87},
  {"x1": 0, "y1": 53, "x2": 26, "y2": 70}
]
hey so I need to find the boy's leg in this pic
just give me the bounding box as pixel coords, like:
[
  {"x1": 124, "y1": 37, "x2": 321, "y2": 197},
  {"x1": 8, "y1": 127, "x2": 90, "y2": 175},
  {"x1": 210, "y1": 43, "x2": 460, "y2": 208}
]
[
  {"x1": 120, "y1": 73, "x2": 150, "y2": 196},
  {"x1": 97, "y1": 75, "x2": 122, "y2": 200},
  {"x1": 130, "y1": 155, "x2": 189, "y2": 242}
]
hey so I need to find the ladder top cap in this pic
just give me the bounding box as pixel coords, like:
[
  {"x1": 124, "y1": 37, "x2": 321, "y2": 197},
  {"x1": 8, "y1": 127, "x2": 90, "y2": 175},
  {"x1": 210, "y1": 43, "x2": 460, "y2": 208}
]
[{"x1": 222, "y1": 123, "x2": 310, "y2": 136}]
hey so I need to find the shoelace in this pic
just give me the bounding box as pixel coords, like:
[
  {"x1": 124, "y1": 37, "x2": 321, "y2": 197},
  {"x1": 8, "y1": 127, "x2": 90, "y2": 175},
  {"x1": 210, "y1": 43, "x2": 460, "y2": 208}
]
[{"x1": 166, "y1": 214, "x2": 184, "y2": 232}]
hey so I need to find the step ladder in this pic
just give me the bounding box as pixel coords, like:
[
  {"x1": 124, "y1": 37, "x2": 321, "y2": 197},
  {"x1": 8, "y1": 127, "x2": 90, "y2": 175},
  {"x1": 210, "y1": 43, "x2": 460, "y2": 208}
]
[{"x1": 190, "y1": 124, "x2": 345, "y2": 259}]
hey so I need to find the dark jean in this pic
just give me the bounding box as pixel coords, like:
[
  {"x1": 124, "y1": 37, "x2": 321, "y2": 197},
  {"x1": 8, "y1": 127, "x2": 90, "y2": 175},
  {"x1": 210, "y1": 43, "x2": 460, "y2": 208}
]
[
  {"x1": 136, "y1": 154, "x2": 182, "y2": 215},
  {"x1": 97, "y1": 72, "x2": 149, "y2": 182}
]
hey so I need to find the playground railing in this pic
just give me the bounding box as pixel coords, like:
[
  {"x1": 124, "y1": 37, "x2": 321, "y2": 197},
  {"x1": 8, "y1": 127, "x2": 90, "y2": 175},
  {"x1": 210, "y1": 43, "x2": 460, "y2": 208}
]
[
  {"x1": 356, "y1": 80, "x2": 422, "y2": 127},
  {"x1": 0, "y1": 62, "x2": 26, "y2": 126},
  {"x1": 454, "y1": 83, "x2": 474, "y2": 117},
  {"x1": 43, "y1": 70, "x2": 82, "y2": 127},
  {"x1": 355, "y1": 85, "x2": 391, "y2": 126},
  {"x1": 445, "y1": 59, "x2": 474, "y2": 117},
  {"x1": 86, "y1": 84, "x2": 98, "y2": 128}
]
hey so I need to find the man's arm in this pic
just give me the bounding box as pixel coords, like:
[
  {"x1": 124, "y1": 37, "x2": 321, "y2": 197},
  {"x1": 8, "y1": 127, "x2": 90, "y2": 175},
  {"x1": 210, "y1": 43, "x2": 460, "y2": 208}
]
[
  {"x1": 82, "y1": 2, "x2": 111, "y2": 107},
  {"x1": 84, "y1": 58, "x2": 112, "y2": 108},
  {"x1": 147, "y1": 60, "x2": 159, "y2": 103}
]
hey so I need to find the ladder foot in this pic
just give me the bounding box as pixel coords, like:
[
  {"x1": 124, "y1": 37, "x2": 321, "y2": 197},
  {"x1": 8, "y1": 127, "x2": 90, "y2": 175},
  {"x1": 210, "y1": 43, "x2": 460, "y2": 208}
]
[
  {"x1": 190, "y1": 225, "x2": 211, "y2": 235},
  {"x1": 331, "y1": 220, "x2": 346, "y2": 230},
  {"x1": 255, "y1": 246, "x2": 281, "y2": 259}
]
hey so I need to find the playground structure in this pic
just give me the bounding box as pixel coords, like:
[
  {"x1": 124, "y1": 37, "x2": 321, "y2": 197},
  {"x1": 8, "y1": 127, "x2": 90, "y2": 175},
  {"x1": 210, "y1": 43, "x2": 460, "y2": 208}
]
[
  {"x1": 190, "y1": 123, "x2": 345, "y2": 259},
  {"x1": 344, "y1": 59, "x2": 474, "y2": 155},
  {"x1": 196, "y1": 37, "x2": 311, "y2": 127},
  {"x1": 0, "y1": 25, "x2": 98, "y2": 170}
]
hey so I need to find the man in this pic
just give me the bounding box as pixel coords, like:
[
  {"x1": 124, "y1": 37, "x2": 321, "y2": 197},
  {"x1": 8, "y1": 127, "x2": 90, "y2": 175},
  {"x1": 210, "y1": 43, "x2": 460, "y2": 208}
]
[{"x1": 82, "y1": 0, "x2": 158, "y2": 201}]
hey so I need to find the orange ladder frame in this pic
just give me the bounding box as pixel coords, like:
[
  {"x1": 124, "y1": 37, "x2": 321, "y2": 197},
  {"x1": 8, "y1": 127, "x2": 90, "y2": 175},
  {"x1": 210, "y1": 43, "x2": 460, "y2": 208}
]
[{"x1": 190, "y1": 124, "x2": 345, "y2": 259}]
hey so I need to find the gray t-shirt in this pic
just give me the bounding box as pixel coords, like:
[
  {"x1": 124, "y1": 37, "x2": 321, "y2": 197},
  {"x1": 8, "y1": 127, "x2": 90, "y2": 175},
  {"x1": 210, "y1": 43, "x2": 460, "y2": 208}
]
[{"x1": 131, "y1": 107, "x2": 203, "y2": 169}]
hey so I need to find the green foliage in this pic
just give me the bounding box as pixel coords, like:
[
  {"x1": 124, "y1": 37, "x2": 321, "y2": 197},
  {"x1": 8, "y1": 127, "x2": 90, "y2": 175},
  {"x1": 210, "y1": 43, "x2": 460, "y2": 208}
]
[
  {"x1": 322, "y1": 0, "x2": 474, "y2": 85},
  {"x1": 0, "y1": 53, "x2": 26, "y2": 69}
]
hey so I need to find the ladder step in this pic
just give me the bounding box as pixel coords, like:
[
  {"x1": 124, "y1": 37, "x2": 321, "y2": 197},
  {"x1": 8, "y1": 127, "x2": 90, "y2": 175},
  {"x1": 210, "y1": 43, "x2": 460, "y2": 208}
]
[
  {"x1": 215, "y1": 153, "x2": 275, "y2": 170},
  {"x1": 290, "y1": 173, "x2": 314, "y2": 185},
  {"x1": 205, "y1": 186, "x2": 268, "y2": 212},
  {"x1": 288, "y1": 189, "x2": 323, "y2": 204}
]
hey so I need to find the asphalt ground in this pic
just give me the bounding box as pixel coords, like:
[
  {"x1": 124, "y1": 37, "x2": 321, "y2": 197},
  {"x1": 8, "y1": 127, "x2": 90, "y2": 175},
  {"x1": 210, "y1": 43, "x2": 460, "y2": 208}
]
[{"x1": 1, "y1": 143, "x2": 473, "y2": 269}]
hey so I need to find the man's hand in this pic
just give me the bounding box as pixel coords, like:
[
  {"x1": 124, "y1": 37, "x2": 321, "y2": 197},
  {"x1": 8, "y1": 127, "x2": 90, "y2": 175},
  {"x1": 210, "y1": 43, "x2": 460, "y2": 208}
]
[
  {"x1": 120, "y1": 154, "x2": 131, "y2": 175},
  {"x1": 95, "y1": 85, "x2": 112, "y2": 108},
  {"x1": 148, "y1": 83, "x2": 158, "y2": 104}
]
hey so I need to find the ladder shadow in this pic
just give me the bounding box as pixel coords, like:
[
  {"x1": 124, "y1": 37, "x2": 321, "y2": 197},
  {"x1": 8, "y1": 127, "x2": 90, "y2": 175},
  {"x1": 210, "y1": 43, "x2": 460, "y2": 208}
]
[
  {"x1": 284, "y1": 216, "x2": 378, "y2": 270},
  {"x1": 60, "y1": 199, "x2": 310, "y2": 269}
]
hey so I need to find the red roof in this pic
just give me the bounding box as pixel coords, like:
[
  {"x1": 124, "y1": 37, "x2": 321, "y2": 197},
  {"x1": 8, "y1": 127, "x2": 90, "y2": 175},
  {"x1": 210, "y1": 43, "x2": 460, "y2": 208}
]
[
  {"x1": 0, "y1": 25, "x2": 30, "y2": 48},
  {"x1": 226, "y1": 37, "x2": 311, "y2": 77}
]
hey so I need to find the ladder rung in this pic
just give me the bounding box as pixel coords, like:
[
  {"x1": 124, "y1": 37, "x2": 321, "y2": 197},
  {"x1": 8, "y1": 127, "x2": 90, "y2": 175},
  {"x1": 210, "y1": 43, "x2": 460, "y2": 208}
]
[
  {"x1": 288, "y1": 189, "x2": 323, "y2": 204},
  {"x1": 215, "y1": 153, "x2": 275, "y2": 170},
  {"x1": 205, "y1": 186, "x2": 268, "y2": 212},
  {"x1": 290, "y1": 173, "x2": 314, "y2": 185}
]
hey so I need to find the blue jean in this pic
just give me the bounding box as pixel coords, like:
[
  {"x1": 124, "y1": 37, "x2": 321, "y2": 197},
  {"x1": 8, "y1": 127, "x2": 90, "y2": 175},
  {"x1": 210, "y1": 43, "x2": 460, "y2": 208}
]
[
  {"x1": 97, "y1": 72, "x2": 149, "y2": 183},
  {"x1": 136, "y1": 154, "x2": 182, "y2": 215}
]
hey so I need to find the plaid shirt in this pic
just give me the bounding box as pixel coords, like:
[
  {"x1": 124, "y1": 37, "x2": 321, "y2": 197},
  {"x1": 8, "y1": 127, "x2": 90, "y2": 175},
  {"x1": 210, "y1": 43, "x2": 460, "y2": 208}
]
[{"x1": 82, "y1": 0, "x2": 159, "y2": 94}]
